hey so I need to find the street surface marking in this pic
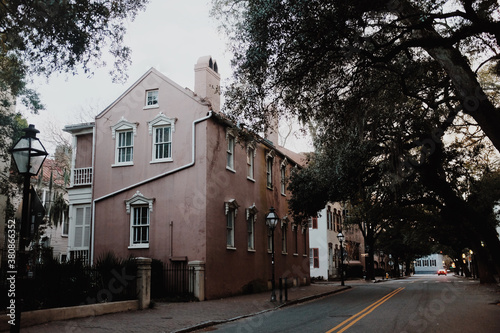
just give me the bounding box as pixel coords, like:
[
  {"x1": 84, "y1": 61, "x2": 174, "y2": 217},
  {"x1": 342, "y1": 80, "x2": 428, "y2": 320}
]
[{"x1": 325, "y1": 287, "x2": 405, "y2": 333}]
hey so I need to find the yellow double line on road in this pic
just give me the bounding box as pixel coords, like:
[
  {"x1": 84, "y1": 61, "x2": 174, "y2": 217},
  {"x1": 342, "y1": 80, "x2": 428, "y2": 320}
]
[{"x1": 326, "y1": 287, "x2": 405, "y2": 333}]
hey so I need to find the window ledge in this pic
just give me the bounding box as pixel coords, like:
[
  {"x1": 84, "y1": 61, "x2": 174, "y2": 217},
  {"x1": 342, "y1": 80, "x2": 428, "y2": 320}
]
[
  {"x1": 112, "y1": 162, "x2": 134, "y2": 167},
  {"x1": 227, "y1": 246, "x2": 237, "y2": 251},
  {"x1": 226, "y1": 166, "x2": 236, "y2": 173},
  {"x1": 61, "y1": 235, "x2": 68, "y2": 238},
  {"x1": 128, "y1": 244, "x2": 149, "y2": 249},
  {"x1": 293, "y1": 253, "x2": 299, "y2": 257},
  {"x1": 281, "y1": 252, "x2": 288, "y2": 255},
  {"x1": 247, "y1": 177, "x2": 255, "y2": 182},
  {"x1": 267, "y1": 250, "x2": 272, "y2": 254},
  {"x1": 267, "y1": 186, "x2": 273, "y2": 191},
  {"x1": 247, "y1": 249, "x2": 256, "y2": 253},
  {"x1": 143, "y1": 105, "x2": 159, "y2": 110},
  {"x1": 281, "y1": 193, "x2": 286, "y2": 197},
  {"x1": 150, "y1": 158, "x2": 173, "y2": 164},
  {"x1": 303, "y1": 254, "x2": 308, "y2": 257}
]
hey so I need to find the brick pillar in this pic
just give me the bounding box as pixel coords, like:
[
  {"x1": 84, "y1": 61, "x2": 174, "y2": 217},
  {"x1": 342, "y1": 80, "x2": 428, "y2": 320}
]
[
  {"x1": 188, "y1": 260, "x2": 205, "y2": 301},
  {"x1": 135, "y1": 257, "x2": 152, "y2": 309}
]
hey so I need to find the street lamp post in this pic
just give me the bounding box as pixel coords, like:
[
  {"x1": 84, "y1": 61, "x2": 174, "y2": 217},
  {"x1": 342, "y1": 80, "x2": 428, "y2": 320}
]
[
  {"x1": 10, "y1": 124, "x2": 48, "y2": 333},
  {"x1": 337, "y1": 232, "x2": 345, "y2": 286},
  {"x1": 266, "y1": 207, "x2": 279, "y2": 302}
]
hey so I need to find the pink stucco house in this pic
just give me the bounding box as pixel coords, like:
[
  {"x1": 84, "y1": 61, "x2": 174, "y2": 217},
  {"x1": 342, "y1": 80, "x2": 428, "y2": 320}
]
[{"x1": 64, "y1": 56, "x2": 310, "y2": 299}]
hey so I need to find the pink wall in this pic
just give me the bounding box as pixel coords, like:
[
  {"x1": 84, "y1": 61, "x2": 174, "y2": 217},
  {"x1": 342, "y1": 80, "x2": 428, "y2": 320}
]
[
  {"x1": 203, "y1": 119, "x2": 309, "y2": 299},
  {"x1": 92, "y1": 69, "x2": 210, "y2": 264}
]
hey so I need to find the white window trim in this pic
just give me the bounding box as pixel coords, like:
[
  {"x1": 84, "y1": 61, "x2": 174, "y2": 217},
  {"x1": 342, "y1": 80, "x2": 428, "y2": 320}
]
[
  {"x1": 246, "y1": 204, "x2": 258, "y2": 250},
  {"x1": 111, "y1": 117, "x2": 137, "y2": 167},
  {"x1": 246, "y1": 144, "x2": 256, "y2": 181},
  {"x1": 266, "y1": 150, "x2": 275, "y2": 189},
  {"x1": 126, "y1": 191, "x2": 154, "y2": 249},
  {"x1": 144, "y1": 89, "x2": 159, "y2": 109},
  {"x1": 70, "y1": 205, "x2": 91, "y2": 250},
  {"x1": 225, "y1": 199, "x2": 239, "y2": 249},
  {"x1": 280, "y1": 158, "x2": 288, "y2": 195},
  {"x1": 226, "y1": 129, "x2": 236, "y2": 172},
  {"x1": 148, "y1": 112, "x2": 177, "y2": 163},
  {"x1": 281, "y1": 216, "x2": 288, "y2": 254}
]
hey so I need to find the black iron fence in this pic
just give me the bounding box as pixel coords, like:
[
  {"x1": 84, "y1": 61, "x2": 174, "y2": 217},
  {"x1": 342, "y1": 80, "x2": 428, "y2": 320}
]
[
  {"x1": 1, "y1": 259, "x2": 137, "y2": 311},
  {"x1": 151, "y1": 260, "x2": 195, "y2": 300}
]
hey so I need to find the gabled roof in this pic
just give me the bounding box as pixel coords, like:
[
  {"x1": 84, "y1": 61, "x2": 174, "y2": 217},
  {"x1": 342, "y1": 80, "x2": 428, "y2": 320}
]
[{"x1": 96, "y1": 67, "x2": 211, "y2": 120}]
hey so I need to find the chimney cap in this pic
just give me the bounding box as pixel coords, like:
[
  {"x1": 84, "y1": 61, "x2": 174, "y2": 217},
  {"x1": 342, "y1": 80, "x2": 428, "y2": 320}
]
[{"x1": 196, "y1": 55, "x2": 218, "y2": 73}]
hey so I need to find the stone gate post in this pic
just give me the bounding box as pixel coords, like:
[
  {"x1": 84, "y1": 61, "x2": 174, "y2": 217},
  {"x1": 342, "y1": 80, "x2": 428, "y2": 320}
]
[
  {"x1": 188, "y1": 260, "x2": 205, "y2": 301},
  {"x1": 135, "y1": 257, "x2": 152, "y2": 309}
]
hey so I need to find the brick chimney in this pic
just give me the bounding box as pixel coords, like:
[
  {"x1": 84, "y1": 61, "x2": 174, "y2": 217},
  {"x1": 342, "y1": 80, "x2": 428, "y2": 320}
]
[{"x1": 194, "y1": 56, "x2": 221, "y2": 112}]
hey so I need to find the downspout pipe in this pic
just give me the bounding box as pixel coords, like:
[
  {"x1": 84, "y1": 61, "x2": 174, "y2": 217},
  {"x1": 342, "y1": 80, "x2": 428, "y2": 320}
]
[{"x1": 90, "y1": 111, "x2": 213, "y2": 263}]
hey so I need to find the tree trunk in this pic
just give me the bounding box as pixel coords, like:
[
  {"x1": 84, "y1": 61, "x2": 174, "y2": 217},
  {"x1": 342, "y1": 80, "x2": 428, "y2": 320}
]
[
  {"x1": 475, "y1": 245, "x2": 498, "y2": 284},
  {"x1": 405, "y1": 257, "x2": 412, "y2": 276},
  {"x1": 365, "y1": 230, "x2": 375, "y2": 281}
]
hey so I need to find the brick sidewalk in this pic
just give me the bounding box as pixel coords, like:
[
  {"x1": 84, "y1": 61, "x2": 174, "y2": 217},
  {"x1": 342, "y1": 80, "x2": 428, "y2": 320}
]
[{"x1": 11, "y1": 282, "x2": 350, "y2": 333}]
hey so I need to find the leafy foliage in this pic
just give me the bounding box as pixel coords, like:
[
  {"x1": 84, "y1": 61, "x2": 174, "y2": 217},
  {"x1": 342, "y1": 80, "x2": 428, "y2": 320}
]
[
  {"x1": 1, "y1": 0, "x2": 148, "y2": 193},
  {"x1": 213, "y1": 0, "x2": 500, "y2": 149},
  {"x1": 0, "y1": 0, "x2": 149, "y2": 81},
  {"x1": 49, "y1": 192, "x2": 69, "y2": 227}
]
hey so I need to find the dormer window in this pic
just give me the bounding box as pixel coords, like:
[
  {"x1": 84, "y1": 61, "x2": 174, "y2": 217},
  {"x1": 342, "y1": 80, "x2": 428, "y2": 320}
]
[{"x1": 145, "y1": 89, "x2": 159, "y2": 108}]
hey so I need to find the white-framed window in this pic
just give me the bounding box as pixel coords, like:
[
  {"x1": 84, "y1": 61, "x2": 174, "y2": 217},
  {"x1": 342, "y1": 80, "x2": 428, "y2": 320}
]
[
  {"x1": 266, "y1": 151, "x2": 275, "y2": 189},
  {"x1": 153, "y1": 126, "x2": 171, "y2": 160},
  {"x1": 281, "y1": 218, "x2": 288, "y2": 254},
  {"x1": 280, "y1": 166, "x2": 286, "y2": 194},
  {"x1": 246, "y1": 204, "x2": 258, "y2": 251},
  {"x1": 293, "y1": 223, "x2": 298, "y2": 254},
  {"x1": 72, "y1": 205, "x2": 91, "y2": 249},
  {"x1": 132, "y1": 206, "x2": 149, "y2": 245},
  {"x1": 225, "y1": 199, "x2": 239, "y2": 249},
  {"x1": 227, "y1": 134, "x2": 235, "y2": 171},
  {"x1": 148, "y1": 112, "x2": 176, "y2": 163},
  {"x1": 118, "y1": 130, "x2": 133, "y2": 163},
  {"x1": 280, "y1": 158, "x2": 288, "y2": 195},
  {"x1": 126, "y1": 191, "x2": 154, "y2": 249},
  {"x1": 247, "y1": 145, "x2": 255, "y2": 180},
  {"x1": 145, "y1": 89, "x2": 159, "y2": 107},
  {"x1": 111, "y1": 117, "x2": 137, "y2": 166},
  {"x1": 310, "y1": 248, "x2": 319, "y2": 268},
  {"x1": 302, "y1": 226, "x2": 307, "y2": 255},
  {"x1": 62, "y1": 212, "x2": 69, "y2": 236}
]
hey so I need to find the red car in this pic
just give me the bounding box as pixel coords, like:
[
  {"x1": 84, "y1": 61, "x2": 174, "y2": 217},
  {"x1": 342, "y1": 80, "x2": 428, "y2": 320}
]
[{"x1": 437, "y1": 269, "x2": 447, "y2": 276}]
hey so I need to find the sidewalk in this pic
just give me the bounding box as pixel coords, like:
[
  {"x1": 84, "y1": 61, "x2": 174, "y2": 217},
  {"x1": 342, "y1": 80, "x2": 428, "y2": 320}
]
[{"x1": 13, "y1": 282, "x2": 351, "y2": 333}]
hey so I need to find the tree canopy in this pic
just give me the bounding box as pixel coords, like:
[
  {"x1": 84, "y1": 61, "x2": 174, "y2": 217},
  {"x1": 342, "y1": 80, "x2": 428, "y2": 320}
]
[
  {"x1": 0, "y1": 0, "x2": 148, "y2": 182},
  {"x1": 213, "y1": 0, "x2": 500, "y2": 280},
  {"x1": 213, "y1": 0, "x2": 500, "y2": 151}
]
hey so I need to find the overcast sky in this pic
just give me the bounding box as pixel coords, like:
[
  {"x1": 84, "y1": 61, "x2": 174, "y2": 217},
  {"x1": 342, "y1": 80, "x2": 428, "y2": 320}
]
[{"x1": 23, "y1": 0, "x2": 311, "y2": 155}]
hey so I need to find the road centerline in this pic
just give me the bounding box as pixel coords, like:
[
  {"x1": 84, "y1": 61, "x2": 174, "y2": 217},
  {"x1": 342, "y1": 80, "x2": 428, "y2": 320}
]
[{"x1": 325, "y1": 287, "x2": 405, "y2": 333}]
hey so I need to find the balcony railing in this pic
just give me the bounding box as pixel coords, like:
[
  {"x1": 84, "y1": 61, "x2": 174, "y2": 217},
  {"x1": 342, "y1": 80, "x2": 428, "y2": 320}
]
[
  {"x1": 70, "y1": 249, "x2": 90, "y2": 264},
  {"x1": 73, "y1": 167, "x2": 93, "y2": 186}
]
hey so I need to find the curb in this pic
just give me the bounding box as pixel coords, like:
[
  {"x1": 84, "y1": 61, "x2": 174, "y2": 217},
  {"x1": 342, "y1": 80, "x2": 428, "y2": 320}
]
[{"x1": 172, "y1": 286, "x2": 351, "y2": 333}]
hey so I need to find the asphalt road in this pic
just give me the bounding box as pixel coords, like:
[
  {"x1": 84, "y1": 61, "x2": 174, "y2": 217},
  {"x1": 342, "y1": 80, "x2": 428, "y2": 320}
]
[{"x1": 201, "y1": 275, "x2": 500, "y2": 333}]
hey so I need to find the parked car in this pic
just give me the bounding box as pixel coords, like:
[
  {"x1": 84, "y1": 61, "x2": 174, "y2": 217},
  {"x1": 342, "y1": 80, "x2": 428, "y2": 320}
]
[{"x1": 437, "y1": 269, "x2": 447, "y2": 276}]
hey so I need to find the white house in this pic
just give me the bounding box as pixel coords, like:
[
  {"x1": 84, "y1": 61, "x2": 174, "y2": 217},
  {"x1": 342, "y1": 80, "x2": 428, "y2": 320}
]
[
  {"x1": 414, "y1": 253, "x2": 445, "y2": 274},
  {"x1": 309, "y1": 202, "x2": 344, "y2": 280}
]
